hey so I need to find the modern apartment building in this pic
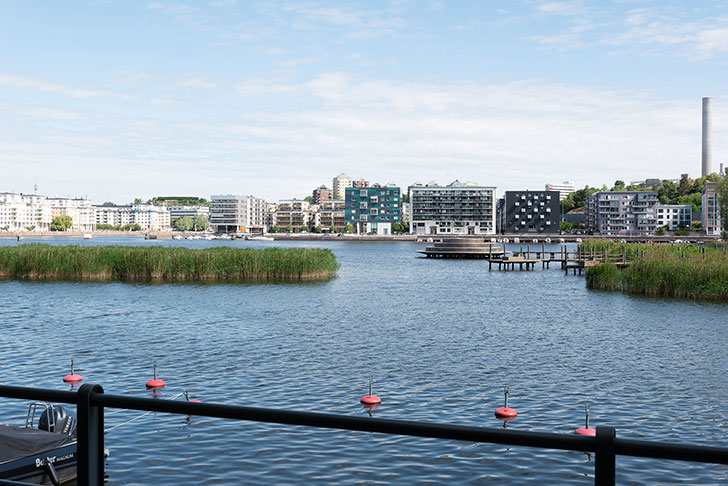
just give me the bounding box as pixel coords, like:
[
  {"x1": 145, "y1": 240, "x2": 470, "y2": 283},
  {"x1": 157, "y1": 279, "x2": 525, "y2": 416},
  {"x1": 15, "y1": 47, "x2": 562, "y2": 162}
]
[
  {"x1": 545, "y1": 181, "x2": 576, "y2": 201},
  {"x1": 0, "y1": 192, "x2": 52, "y2": 231},
  {"x1": 168, "y1": 205, "x2": 210, "y2": 223},
  {"x1": 585, "y1": 191, "x2": 658, "y2": 235},
  {"x1": 352, "y1": 178, "x2": 369, "y2": 188},
  {"x1": 409, "y1": 181, "x2": 495, "y2": 235},
  {"x1": 318, "y1": 199, "x2": 346, "y2": 231},
  {"x1": 656, "y1": 205, "x2": 692, "y2": 231},
  {"x1": 498, "y1": 191, "x2": 560, "y2": 234},
  {"x1": 0, "y1": 192, "x2": 95, "y2": 232},
  {"x1": 312, "y1": 186, "x2": 333, "y2": 205},
  {"x1": 265, "y1": 202, "x2": 278, "y2": 231},
  {"x1": 209, "y1": 195, "x2": 266, "y2": 234},
  {"x1": 332, "y1": 173, "x2": 353, "y2": 200},
  {"x1": 345, "y1": 185, "x2": 401, "y2": 235},
  {"x1": 94, "y1": 204, "x2": 171, "y2": 231},
  {"x1": 702, "y1": 182, "x2": 722, "y2": 236},
  {"x1": 276, "y1": 199, "x2": 314, "y2": 230}
]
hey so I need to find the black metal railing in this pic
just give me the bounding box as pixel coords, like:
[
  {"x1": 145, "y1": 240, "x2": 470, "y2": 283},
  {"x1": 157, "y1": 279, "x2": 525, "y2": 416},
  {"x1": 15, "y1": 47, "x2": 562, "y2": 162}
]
[{"x1": 1, "y1": 384, "x2": 727, "y2": 486}]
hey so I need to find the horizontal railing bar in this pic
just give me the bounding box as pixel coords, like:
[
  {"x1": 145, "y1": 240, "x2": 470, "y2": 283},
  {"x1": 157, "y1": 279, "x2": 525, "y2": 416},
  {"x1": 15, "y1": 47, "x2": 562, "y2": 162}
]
[
  {"x1": 2, "y1": 385, "x2": 727, "y2": 467},
  {"x1": 0, "y1": 385, "x2": 77, "y2": 405},
  {"x1": 92, "y1": 391, "x2": 596, "y2": 452},
  {"x1": 0, "y1": 480, "x2": 38, "y2": 486},
  {"x1": 617, "y1": 438, "x2": 728, "y2": 465}
]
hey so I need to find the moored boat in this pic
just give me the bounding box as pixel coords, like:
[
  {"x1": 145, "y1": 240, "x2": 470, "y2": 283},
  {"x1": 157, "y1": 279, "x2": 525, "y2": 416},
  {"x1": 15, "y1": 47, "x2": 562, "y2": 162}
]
[{"x1": 0, "y1": 403, "x2": 78, "y2": 485}]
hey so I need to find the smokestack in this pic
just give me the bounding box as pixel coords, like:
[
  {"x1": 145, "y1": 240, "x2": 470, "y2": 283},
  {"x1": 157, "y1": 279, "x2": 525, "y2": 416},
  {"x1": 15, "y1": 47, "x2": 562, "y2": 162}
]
[{"x1": 702, "y1": 97, "x2": 712, "y2": 177}]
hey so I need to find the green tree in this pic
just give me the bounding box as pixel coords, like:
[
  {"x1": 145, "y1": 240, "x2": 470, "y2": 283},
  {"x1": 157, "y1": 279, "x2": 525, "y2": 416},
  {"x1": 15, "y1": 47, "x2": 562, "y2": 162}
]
[
  {"x1": 270, "y1": 226, "x2": 279, "y2": 233},
  {"x1": 344, "y1": 223, "x2": 354, "y2": 233},
  {"x1": 50, "y1": 215, "x2": 73, "y2": 231},
  {"x1": 303, "y1": 196, "x2": 313, "y2": 203},
  {"x1": 133, "y1": 198, "x2": 143, "y2": 204},
  {"x1": 562, "y1": 186, "x2": 599, "y2": 213},
  {"x1": 678, "y1": 175, "x2": 692, "y2": 196},
  {"x1": 657, "y1": 180, "x2": 679, "y2": 204},
  {"x1": 313, "y1": 225, "x2": 323, "y2": 233},
  {"x1": 299, "y1": 225, "x2": 308, "y2": 233},
  {"x1": 612, "y1": 180, "x2": 626, "y2": 191},
  {"x1": 192, "y1": 214, "x2": 209, "y2": 231},
  {"x1": 330, "y1": 225, "x2": 338, "y2": 233},
  {"x1": 676, "y1": 193, "x2": 702, "y2": 213},
  {"x1": 401, "y1": 194, "x2": 409, "y2": 203},
  {"x1": 173, "y1": 216, "x2": 194, "y2": 231},
  {"x1": 102, "y1": 201, "x2": 116, "y2": 206},
  {"x1": 285, "y1": 225, "x2": 294, "y2": 233}
]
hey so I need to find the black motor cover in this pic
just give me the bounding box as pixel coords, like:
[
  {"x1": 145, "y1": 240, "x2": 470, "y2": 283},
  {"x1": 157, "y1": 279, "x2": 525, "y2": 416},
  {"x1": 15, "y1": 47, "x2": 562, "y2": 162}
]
[{"x1": 38, "y1": 405, "x2": 76, "y2": 436}]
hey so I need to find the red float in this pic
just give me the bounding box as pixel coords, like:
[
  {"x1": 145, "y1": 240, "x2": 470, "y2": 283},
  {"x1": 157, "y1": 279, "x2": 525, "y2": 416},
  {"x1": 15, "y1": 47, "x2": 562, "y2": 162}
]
[
  {"x1": 494, "y1": 387, "x2": 517, "y2": 419},
  {"x1": 361, "y1": 376, "x2": 382, "y2": 405},
  {"x1": 494, "y1": 407, "x2": 517, "y2": 418},
  {"x1": 62, "y1": 358, "x2": 83, "y2": 383},
  {"x1": 575, "y1": 404, "x2": 595, "y2": 436},
  {"x1": 360, "y1": 395, "x2": 381, "y2": 405},
  {"x1": 146, "y1": 363, "x2": 165, "y2": 389}
]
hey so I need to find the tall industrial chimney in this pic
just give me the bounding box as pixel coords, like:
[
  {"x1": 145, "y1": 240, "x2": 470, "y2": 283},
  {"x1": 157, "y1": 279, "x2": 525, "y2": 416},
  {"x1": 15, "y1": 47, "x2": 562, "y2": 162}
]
[{"x1": 702, "y1": 97, "x2": 712, "y2": 177}]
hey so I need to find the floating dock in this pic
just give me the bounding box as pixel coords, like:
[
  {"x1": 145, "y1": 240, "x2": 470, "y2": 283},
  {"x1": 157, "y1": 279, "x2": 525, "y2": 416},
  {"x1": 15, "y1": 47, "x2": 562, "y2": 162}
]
[{"x1": 417, "y1": 238, "x2": 506, "y2": 258}]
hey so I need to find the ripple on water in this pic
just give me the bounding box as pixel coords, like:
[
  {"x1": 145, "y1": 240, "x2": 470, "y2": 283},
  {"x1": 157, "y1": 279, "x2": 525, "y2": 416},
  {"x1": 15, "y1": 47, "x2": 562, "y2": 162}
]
[{"x1": 0, "y1": 237, "x2": 727, "y2": 484}]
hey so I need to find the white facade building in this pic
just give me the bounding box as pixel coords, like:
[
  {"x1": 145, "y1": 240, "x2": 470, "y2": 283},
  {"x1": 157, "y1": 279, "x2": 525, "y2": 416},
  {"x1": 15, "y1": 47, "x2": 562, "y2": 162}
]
[
  {"x1": 656, "y1": 205, "x2": 692, "y2": 231},
  {"x1": 94, "y1": 205, "x2": 171, "y2": 231},
  {"x1": 0, "y1": 192, "x2": 94, "y2": 232},
  {"x1": 168, "y1": 206, "x2": 210, "y2": 222},
  {"x1": 409, "y1": 181, "x2": 496, "y2": 235},
  {"x1": 209, "y1": 195, "x2": 266, "y2": 234},
  {"x1": 545, "y1": 181, "x2": 576, "y2": 201}
]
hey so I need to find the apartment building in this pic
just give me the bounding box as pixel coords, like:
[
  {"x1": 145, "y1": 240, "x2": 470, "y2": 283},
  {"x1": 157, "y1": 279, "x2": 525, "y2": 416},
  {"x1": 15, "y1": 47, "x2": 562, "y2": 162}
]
[
  {"x1": 345, "y1": 185, "x2": 401, "y2": 235},
  {"x1": 209, "y1": 195, "x2": 266, "y2": 234},
  {"x1": 656, "y1": 205, "x2": 692, "y2": 231},
  {"x1": 0, "y1": 192, "x2": 95, "y2": 232},
  {"x1": 409, "y1": 181, "x2": 495, "y2": 235},
  {"x1": 168, "y1": 205, "x2": 210, "y2": 222},
  {"x1": 318, "y1": 199, "x2": 346, "y2": 231},
  {"x1": 702, "y1": 182, "x2": 722, "y2": 236},
  {"x1": 545, "y1": 181, "x2": 576, "y2": 201},
  {"x1": 312, "y1": 186, "x2": 333, "y2": 205},
  {"x1": 94, "y1": 204, "x2": 171, "y2": 231},
  {"x1": 332, "y1": 173, "x2": 353, "y2": 200},
  {"x1": 498, "y1": 191, "x2": 560, "y2": 234},
  {"x1": 276, "y1": 199, "x2": 315, "y2": 230},
  {"x1": 585, "y1": 191, "x2": 658, "y2": 235}
]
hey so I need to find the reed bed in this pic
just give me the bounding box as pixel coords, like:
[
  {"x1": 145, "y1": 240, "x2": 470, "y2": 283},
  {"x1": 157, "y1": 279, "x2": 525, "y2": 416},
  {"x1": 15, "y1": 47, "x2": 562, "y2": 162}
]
[
  {"x1": 0, "y1": 245, "x2": 338, "y2": 282},
  {"x1": 583, "y1": 241, "x2": 728, "y2": 300}
]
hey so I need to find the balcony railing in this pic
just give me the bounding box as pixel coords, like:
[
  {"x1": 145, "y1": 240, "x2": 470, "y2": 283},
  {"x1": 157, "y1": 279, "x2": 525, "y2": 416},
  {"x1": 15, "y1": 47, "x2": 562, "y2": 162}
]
[{"x1": 0, "y1": 384, "x2": 726, "y2": 486}]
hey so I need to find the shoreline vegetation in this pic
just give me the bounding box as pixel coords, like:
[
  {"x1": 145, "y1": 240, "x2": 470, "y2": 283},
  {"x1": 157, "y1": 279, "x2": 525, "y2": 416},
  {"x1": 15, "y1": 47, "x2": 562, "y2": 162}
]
[
  {"x1": 583, "y1": 241, "x2": 728, "y2": 301},
  {"x1": 0, "y1": 245, "x2": 338, "y2": 282}
]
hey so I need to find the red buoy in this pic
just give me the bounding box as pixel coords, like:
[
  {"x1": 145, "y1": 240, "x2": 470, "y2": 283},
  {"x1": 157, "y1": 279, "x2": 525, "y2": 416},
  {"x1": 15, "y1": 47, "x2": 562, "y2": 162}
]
[
  {"x1": 574, "y1": 404, "x2": 595, "y2": 436},
  {"x1": 494, "y1": 387, "x2": 517, "y2": 418},
  {"x1": 360, "y1": 376, "x2": 381, "y2": 405},
  {"x1": 63, "y1": 358, "x2": 83, "y2": 383},
  {"x1": 495, "y1": 407, "x2": 517, "y2": 418},
  {"x1": 145, "y1": 363, "x2": 165, "y2": 389}
]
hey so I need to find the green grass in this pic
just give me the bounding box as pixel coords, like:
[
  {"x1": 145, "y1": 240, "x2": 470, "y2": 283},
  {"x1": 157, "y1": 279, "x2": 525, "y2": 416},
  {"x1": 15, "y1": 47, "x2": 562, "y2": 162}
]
[
  {"x1": 0, "y1": 245, "x2": 338, "y2": 282},
  {"x1": 583, "y1": 241, "x2": 728, "y2": 300}
]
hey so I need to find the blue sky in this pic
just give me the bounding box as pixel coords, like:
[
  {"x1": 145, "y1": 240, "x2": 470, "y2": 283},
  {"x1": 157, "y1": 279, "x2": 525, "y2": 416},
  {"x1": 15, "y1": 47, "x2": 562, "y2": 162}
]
[{"x1": 2, "y1": 1, "x2": 728, "y2": 203}]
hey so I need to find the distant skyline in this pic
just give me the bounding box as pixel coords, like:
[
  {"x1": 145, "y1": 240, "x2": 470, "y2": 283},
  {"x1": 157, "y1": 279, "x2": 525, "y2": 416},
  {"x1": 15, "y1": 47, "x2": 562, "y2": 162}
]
[{"x1": 2, "y1": 1, "x2": 728, "y2": 203}]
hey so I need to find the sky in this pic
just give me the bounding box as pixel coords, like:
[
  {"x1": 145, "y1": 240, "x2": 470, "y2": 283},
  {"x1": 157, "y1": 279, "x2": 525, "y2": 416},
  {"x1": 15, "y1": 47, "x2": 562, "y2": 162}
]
[{"x1": 2, "y1": 0, "x2": 728, "y2": 204}]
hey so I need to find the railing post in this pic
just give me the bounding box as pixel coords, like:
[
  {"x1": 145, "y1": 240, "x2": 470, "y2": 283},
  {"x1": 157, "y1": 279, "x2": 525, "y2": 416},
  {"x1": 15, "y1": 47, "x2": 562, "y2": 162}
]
[
  {"x1": 595, "y1": 426, "x2": 616, "y2": 486},
  {"x1": 77, "y1": 384, "x2": 105, "y2": 486}
]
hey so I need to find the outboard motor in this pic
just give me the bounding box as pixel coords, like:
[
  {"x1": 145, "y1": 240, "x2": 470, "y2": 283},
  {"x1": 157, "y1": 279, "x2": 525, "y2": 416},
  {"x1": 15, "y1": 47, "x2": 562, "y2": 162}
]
[{"x1": 38, "y1": 405, "x2": 76, "y2": 436}]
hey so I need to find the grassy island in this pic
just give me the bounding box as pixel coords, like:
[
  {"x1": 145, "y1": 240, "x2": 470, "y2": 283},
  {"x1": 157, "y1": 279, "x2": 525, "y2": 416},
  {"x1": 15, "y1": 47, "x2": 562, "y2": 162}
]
[
  {"x1": 0, "y1": 245, "x2": 338, "y2": 282},
  {"x1": 583, "y1": 241, "x2": 728, "y2": 301}
]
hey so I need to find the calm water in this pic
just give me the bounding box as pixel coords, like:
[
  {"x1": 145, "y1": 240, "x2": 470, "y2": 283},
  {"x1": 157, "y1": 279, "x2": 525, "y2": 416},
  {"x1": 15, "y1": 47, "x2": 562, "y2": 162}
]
[{"x1": 1, "y1": 237, "x2": 726, "y2": 485}]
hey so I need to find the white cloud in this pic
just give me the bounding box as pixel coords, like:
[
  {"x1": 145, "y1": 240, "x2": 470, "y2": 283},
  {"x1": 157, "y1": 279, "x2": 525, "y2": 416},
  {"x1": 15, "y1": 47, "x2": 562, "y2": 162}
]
[
  {"x1": 0, "y1": 75, "x2": 136, "y2": 101},
  {"x1": 177, "y1": 77, "x2": 218, "y2": 89},
  {"x1": 4, "y1": 72, "x2": 721, "y2": 202}
]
